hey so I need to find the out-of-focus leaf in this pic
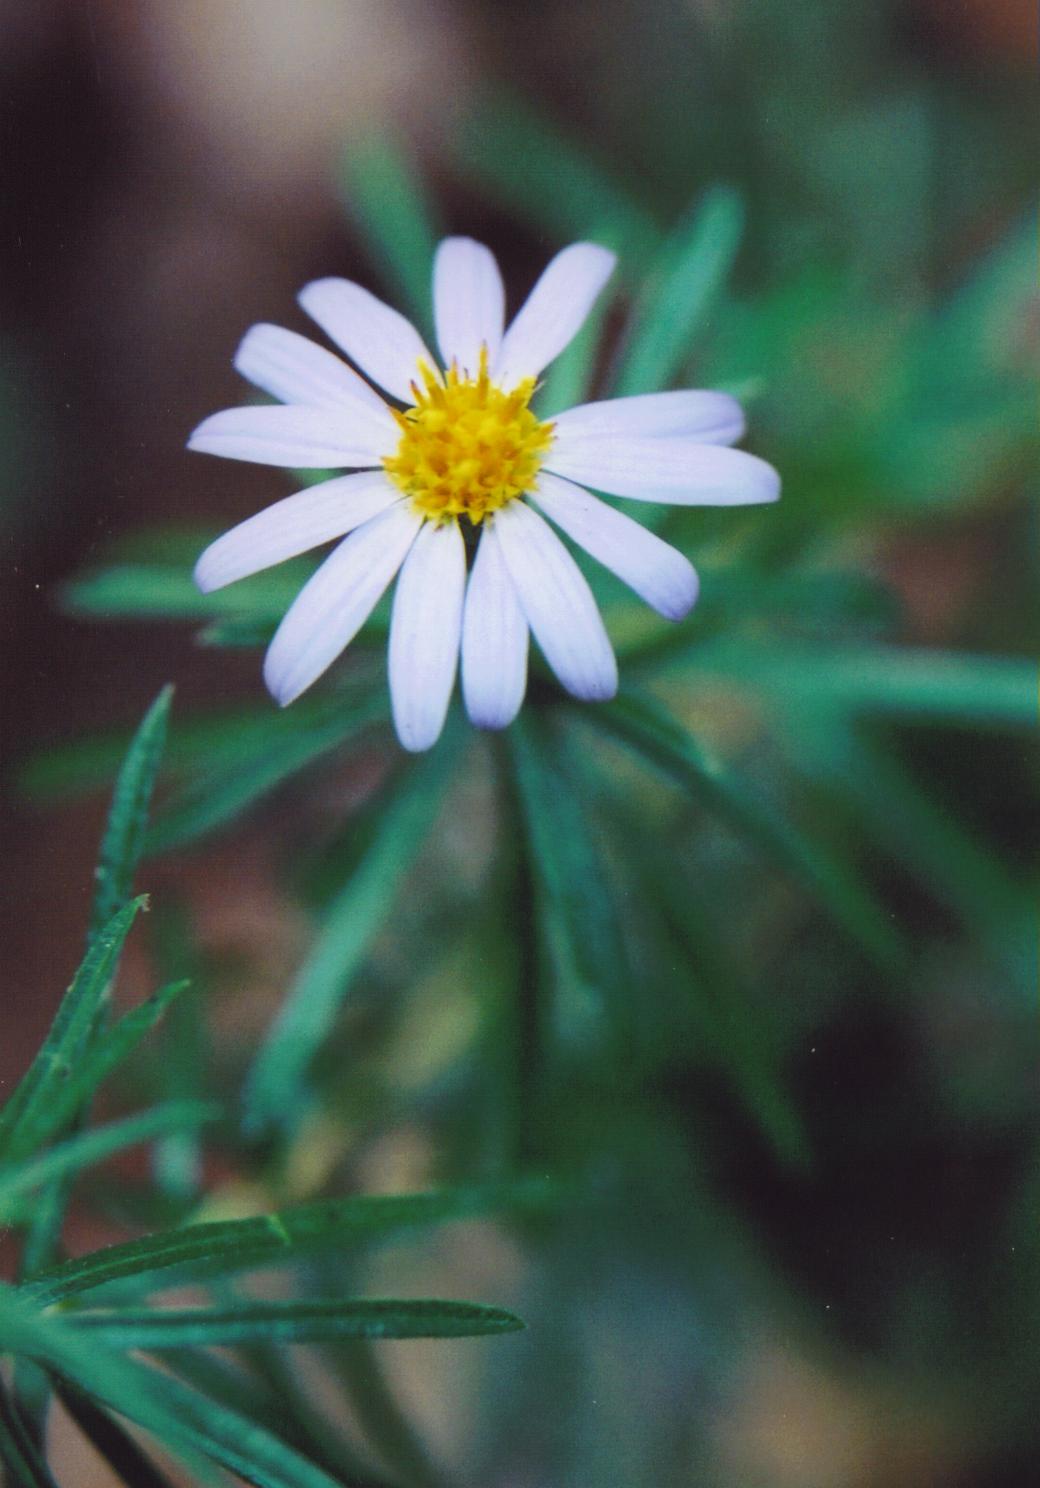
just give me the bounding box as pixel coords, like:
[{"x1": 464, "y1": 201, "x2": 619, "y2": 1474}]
[
  {"x1": 0, "y1": 899, "x2": 147, "y2": 1162},
  {"x1": 20, "y1": 696, "x2": 371, "y2": 803},
  {"x1": 452, "y1": 93, "x2": 661, "y2": 269},
  {"x1": 590, "y1": 691, "x2": 903, "y2": 967},
  {"x1": 70, "y1": 1298, "x2": 524, "y2": 1349},
  {"x1": 689, "y1": 642, "x2": 1038, "y2": 729},
  {"x1": 787, "y1": 714, "x2": 1033, "y2": 991},
  {"x1": 616, "y1": 186, "x2": 745, "y2": 396},
  {"x1": 326, "y1": 1336, "x2": 443, "y2": 1488},
  {"x1": 21, "y1": 982, "x2": 189, "y2": 1156},
  {"x1": 90, "y1": 687, "x2": 171, "y2": 938},
  {"x1": 60, "y1": 561, "x2": 312, "y2": 623},
  {"x1": 0, "y1": 1102, "x2": 218, "y2": 1220},
  {"x1": 0, "y1": 1382, "x2": 59, "y2": 1488},
  {"x1": 537, "y1": 294, "x2": 610, "y2": 417},
  {"x1": 340, "y1": 134, "x2": 440, "y2": 337},
  {"x1": 53, "y1": 1382, "x2": 180, "y2": 1488},
  {"x1": 244, "y1": 734, "x2": 460, "y2": 1134},
  {"x1": 505, "y1": 716, "x2": 632, "y2": 1053},
  {"x1": 598, "y1": 790, "x2": 812, "y2": 1173},
  {"x1": 21, "y1": 1181, "x2": 552, "y2": 1305},
  {"x1": 0, "y1": 1288, "x2": 341, "y2": 1488},
  {"x1": 147, "y1": 694, "x2": 385, "y2": 854}
]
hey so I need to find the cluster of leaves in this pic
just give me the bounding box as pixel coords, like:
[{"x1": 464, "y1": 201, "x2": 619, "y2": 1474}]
[
  {"x1": 1, "y1": 691, "x2": 535, "y2": 1488},
  {"x1": 43, "y1": 120, "x2": 1035, "y2": 1159}
]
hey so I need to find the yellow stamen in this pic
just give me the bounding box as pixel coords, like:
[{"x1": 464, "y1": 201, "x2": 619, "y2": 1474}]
[{"x1": 383, "y1": 346, "x2": 554, "y2": 524}]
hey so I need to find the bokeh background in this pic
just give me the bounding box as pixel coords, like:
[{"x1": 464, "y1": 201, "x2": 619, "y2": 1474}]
[{"x1": 0, "y1": 2, "x2": 1036, "y2": 1485}]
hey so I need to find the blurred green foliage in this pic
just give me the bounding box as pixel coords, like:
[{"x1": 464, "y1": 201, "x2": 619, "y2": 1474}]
[{"x1": 7, "y1": 2, "x2": 1038, "y2": 1483}]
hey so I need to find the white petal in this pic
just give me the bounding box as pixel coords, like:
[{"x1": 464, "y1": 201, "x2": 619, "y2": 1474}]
[
  {"x1": 298, "y1": 277, "x2": 436, "y2": 403},
  {"x1": 388, "y1": 519, "x2": 466, "y2": 752},
  {"x1": 552, "y1": 390, "x2": 745, "y2": 446},
  {"x1": 493, "y1": 243, "x2": 616, "y2": 388},
  {"x1": 433, "y1": 237, "x2": 506, "y2": 377},
  {"x1": 461, "y1": 526, "x2": 529, "y2": 730},
  {"x1": 493, "y1": 500, "x2": 617, "y2": 702},
  {"x1": 544, "y1": 436, "x2": 781, "y2": 505},
  {"x1": 263, "y1": 503, "x2": 421, "y2": 706},
  {"x1": 529, "y1": 473, "x2": 698, "y2": 621},
  {"x1": 187, "y1": 405, "x2": 391, "y2": 469},
  {"x1": 194, "y1": 473, "x2": 401, "y2": 593},
  {"x1": 233, "y1": 323, "x2": 394, "y2": 421}
]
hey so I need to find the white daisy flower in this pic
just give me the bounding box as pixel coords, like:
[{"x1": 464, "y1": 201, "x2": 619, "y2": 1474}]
[{"x1": 190, "y1": 238, "x2": 780, "y2": 751}]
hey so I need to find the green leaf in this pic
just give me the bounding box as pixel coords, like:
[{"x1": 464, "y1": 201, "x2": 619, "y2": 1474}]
[
  {"x1": 53, "y1": 1382, "x2": 180, "y2": 1488},
  {"x1": 0, "y1": 1382, "x2": 60, "y2": 1488},
  {"x1": 146, "y1": 693, "x2": 385, "y2": 854},
  {"x1": 0, "y1": 899, "x2": 147, "y2": 1162},
  {"x1": 61, "y1": 561, "x2": 311, "y2": 624},
  {"x1": 788, "y1": 714, "x2": 1033, "y2": 990},
  {"x1": 594, "y1": 786, "x2": 812, "y2": 1173},
  {"x1": 616, "y1": 186, "x2": 745, "y2": 396},
  {"x1": 0, "y1": 1288, "x2": 343, "y2": 1488},
  {"x1": 21, "y1": 1181, "x2": 551, "y2": 1305},
  {"x1": 20, "y1": 982, "x2": 190, "y2": 1156},
  {"x1": 671, "y1": 641, "x2": 1038, "y2": 730},
  {"x1": 0, "y1": 1102, "x2": 218, "y2": 1220},
  {"x1": 536, "y1": 294, "x2": 610, "y2": 417},
  {"x1": 90, "y1": 687, "x2": 172, "y2": 938},
  {"x1": 589, "y1": 691, "x2": 904, "y2": 967},
  {"x1": 69, "y1": 1298, "x2": 524, "y2": 1349},
  {"x1": 505, "y1": 716, "x2": 632, "y2": 1051},
  {"x1": 340, "y1": 134, "x2": 440, "y2": 337},
  {"x1": 244, "y1": 734, "x2": 460, "y2": 1134},
  {"x1": 452, "y1": 93, "x2": 661, "y2": 269},
  {"x1": 20, "y1": 695, "x2": 371, "y2": 803}
]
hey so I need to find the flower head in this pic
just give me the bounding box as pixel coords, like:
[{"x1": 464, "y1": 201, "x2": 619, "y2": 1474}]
[{"x1": 190, "y1": 238, "x2": 780, "y2": 751}]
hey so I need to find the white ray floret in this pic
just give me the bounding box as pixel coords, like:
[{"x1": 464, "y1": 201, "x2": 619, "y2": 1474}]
[
  {"x1": 460, "y1": 526, "x2": 529, "y2": 731},
  {"x1": 189, "y1": 234, "x2": 780, "y2": 750}
]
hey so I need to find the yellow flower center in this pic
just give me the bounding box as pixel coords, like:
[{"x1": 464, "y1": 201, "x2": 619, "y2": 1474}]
[{"x1": 382, "y1": 348, "x2": 554, "y2": 524}]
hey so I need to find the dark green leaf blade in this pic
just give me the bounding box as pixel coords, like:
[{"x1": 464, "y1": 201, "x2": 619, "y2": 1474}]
[
  {"x1": 20, "y1": 981, "x2": 190, "y2": 1157},
  {"x1": 339, "y1": 134, "x2": 440, "y2": 337},
  {"x1": 244, "y1": 737, "x2": 460, "y2": 1135},
  {"x1": 0, "y1": 1102, "x2": 218, "y2": 1220},
  {"x1": 21, "y1": 1180, "x2": 552, "y2": 1305},
  {"x1": 590, "y1": 691, "x2": 904, "y2": 968},
  {"x1": 90, "y1": 687, "x2": 172, "y2": 938},
  {"x1": 146, "y1": 694, "x2": 384, "y2": 855},
  {"x1": 505, "y1": 716, "x2": 632, "y2": 1052},
  {"x1": 0, "y1": 1287, "x2": 343, "y2": 1488},
  {"x1": 0, "y1": 899, "x2": 147, "y2": 1163},
  {"x1": 69, "y1": 1298, "x2": 524, "y2": 1349},
  {"x1": 616, "y1": 185, "x2": 745, "y2": 396}
]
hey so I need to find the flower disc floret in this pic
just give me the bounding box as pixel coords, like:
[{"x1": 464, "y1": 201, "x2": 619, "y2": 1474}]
[{"x1": 383, "y1": 351, "x2": 554, "y2": 524}]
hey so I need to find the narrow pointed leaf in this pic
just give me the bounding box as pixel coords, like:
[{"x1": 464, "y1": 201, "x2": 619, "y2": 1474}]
[
  {"x1": 505, "y1": 716, "x2": 631, "y2": 1048},
  {"x1": 69, "y1": 1298, "x2": 524, "y2": 1350},
  {"x1": 21, "y1": 982, "x2": 190, "y2": 1155},
  {"x1": 146, "y1": 694, "x2": 385, "y2": 854},
  {"x1": 590, "y1": 691, "x2": 904, "y2": 967},
  {"x1": 453, "y1": 94, "x2": 660, "y2": 268},
  {"x1": 0, "y1": 1384, "x2": 60, "y2": 1488},
  {"x1": 0, "y1": 899, "x2": 147, "y2": 1162},
  {"x1": 244, "y1": 736, "x2": 460, "y2": 1134},
  {"x1": 21, "y1": 1180, "x2": 551, "y2": 1305},
  {"x1": 0, "y1": 1102, "x2": 218, "y2": 1219},
  {"x1": 0, "y1": 1290, "x2": 343, "y2": 1488},
  {"x1": 53, "y1": 1382, "x2": 180, "y2": 1488},
  {"x1": 90, "y1": 687, "x2": 172, "y2": 937},
  {"x1": 340, "y1": 134, "x2": 440, "y2": 337},
  {"x1": 617, "y1": 186, "x2": 745, "y2": 396}
]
